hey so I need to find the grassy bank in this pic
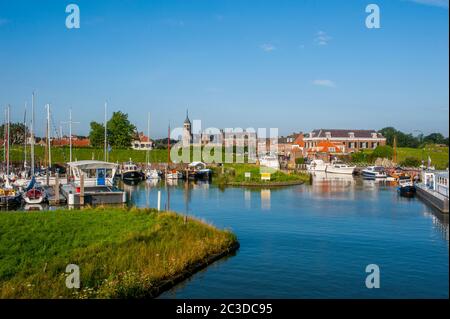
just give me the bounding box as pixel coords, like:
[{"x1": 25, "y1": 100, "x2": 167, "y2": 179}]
[
  {"x1": 213, "y1": 163, "x2": 310, "y2": 186},
  {"x1": 353, "y1": 145, "x2": 449, "y2": 169},
  {"x1": 8, "y1": 145, "x2": 169, "y2": 164},
  {"x1": 0, "y1": 207, "x2": 238, "y2": 298}
]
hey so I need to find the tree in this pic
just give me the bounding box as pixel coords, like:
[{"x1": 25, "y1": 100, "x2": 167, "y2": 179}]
[
  {"x1": 400, "y1": 157, "x2": 421, "y2": 167},
  {"x1": 107, "y1": 111, "x2": 136, "y2": 149},
  {"x1": 378, "y1": 127, "x2": 420, "y2": 148},
  {"x1": 422, "y1": 133, "x2": 447, "y2": 145},
  {"x1": 89, "y1": 121, "x2": 105, "y2": 148},
  {"x1": 0, "y1": 123, "x2": 26, "y2": 145},
  {"x1": 370, "y1": 145, "x2": 394, "y2": 160}
]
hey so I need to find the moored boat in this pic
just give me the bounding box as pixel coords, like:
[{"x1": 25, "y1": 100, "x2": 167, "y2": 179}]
[
  {"x1": 326, "y1": 162, "x2": 355, "y2": 175},
  {"x1": 362, "y1": 166, "x2": 387, "y2": 179},
  {"x1": 121, "y1": 160, "x2": 145, "y2": 182},
  {"x1": 397, "y1": 176, "x2": 416, "y2": 198}
]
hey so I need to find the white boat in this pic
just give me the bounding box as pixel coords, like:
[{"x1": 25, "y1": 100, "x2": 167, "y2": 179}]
[
  {"x1": 259, "y1": 155, "x2": 280, "y2": 170},
  {"x1": 362, "y1": 166, "x2": 387, "y2": 179},
  {"x1": 67, "y1": 160, "x2": 118, "y2": 186},
  {"x1": 326, "y1": 162, "x2": 355, "y2": 175},
  {"x1": 166, "y1": 170, "x2": 183, "y2": 179},
  {"x1": 307, "y1": 159, "x2": 328, "y2": 172},
  {"x1": 145, "y1": 169, "x2": 160, "y2": 180}
]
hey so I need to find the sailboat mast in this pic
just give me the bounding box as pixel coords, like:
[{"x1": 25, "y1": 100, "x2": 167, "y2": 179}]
[
  {"x1": 104, "y1": 102, "x2": 107, "y2": 162},
  {"x1": 167, "y1": 124, "x2": 171, "y2": 164},
  {"x1": 31, "y1": 92, "x2": 35, "y2": 176},
  {"x1": 23, "y1": 103, "x2": 27, "y2": 169},
  {"x1": 69, "y1": 108, "x2": 73, "y2": 163},
  {"x1": 46, "y1": 104, "x2": 52, "y2": 168},
  {"x1": 6, "y1": 105, "x2": 10, "y2": 178},
  {"x1": 146, "y1": 112, "x2": 150, "y2": 167}
]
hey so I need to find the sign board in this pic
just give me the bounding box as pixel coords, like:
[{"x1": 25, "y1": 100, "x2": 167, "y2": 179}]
[
  {"x1": 244, "y1": 172, "x2": 251, "y2": 179},
  {"x1": 261, "y1": 172, "x2": 271, "y2": 181}
]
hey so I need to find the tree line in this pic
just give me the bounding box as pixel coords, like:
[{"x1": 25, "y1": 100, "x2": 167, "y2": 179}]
[{"x1": 378, "y1": 127, "x2": 449, "y2": 148}]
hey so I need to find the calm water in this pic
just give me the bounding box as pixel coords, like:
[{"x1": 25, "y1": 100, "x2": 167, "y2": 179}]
[{"x1": 124, "y1": 174, "x2": 449, "y2": 299}]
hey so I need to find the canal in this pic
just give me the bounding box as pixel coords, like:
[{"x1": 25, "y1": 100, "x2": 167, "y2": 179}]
[{"x1": 122, "y1": 174, "x2": 449, "y2": 299}]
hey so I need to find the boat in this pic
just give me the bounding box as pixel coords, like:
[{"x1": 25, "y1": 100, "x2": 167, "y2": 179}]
[
  {"x1": 62, "y1": 160, "x2": 127, "y2": 205},
  {"x1": 121, "y1": 160, "x2": 145, "y2": 182},
  {"x1": 166, "y1": 169, "x2": 183, "y2": 180},
  {"x1": 188, "y1": 162, "x2": 212, "y2": 180},
  {"x1": 22, "y1": 177, "x2": 47, "y2": 204},
  {"x1": 307, "y1": 159, "x2": 328, "y2": 172},
  {"x1": 397, "y1": 176, "x2": 416, "y2": 198},
  {"x1": 361, "y1": 166, "x2": 387, "y2": 179},
  {"x1": 145, "y1": 169, "x2": 160, "y2": 180},
  {"x1": 326, "y1": 162, "x2": 356, "y2": 175}
]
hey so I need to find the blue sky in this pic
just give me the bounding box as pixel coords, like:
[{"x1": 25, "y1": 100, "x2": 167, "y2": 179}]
[{"x1": 0, "y1": 0, "x2": 448, "y2": 138}]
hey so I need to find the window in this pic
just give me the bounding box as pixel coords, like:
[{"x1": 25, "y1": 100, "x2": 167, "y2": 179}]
[{"x1": 329, "y1": 147, "x2": 336, "y2": 152}]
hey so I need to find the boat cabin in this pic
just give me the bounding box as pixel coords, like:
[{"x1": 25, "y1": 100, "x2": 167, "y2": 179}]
[{"x1": 67, "y1": 160, "x2": 117, "y2": 187}]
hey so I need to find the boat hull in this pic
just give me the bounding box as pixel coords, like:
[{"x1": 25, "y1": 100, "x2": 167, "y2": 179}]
[
  {"x1": 398, "y1": 186, "x2": 416, "y2": 198},
  {"x1": 122, "y1": 171, "x2": 145, "y2": 181},
  {"x1": 326, "y1": 166, "x2": 355, "y2": 175}
]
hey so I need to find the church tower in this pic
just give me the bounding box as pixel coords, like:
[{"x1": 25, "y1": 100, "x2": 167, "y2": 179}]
[{"x1": 182, "y1": 109, "x2": 192, "y2": 147}]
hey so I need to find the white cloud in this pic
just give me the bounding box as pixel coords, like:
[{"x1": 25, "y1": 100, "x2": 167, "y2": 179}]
[
  {"x1": 314, "y1": 31, "x2": 331, "y2": 46},
  {"x1": 260, "y1": 43, "x2": 276, "y2": 52},
  {"x1": 312, "y1": 79, "x2": 336, "y2": 88},
  {"x1": 407, "y1": 0, "x2": 449, "y2": 8}
]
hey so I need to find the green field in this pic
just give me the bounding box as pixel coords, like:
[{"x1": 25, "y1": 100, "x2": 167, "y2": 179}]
[
  {"x1": 0, "y1": 207, "x2": 237, "y2": 298},
  {"x1": 7, "y1": 145, "x2": 168, "y2": 164},
  {"x1": 213, "y1": 163, "x2": 310, "y2": 186},
  {"x1": 353, "y1": 145, "x2": 449, "y2": 170}
]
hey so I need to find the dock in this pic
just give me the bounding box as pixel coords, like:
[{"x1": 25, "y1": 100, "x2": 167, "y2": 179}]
[{"x1": 416, "y1": 183, "x2": 449, "y2": 214}]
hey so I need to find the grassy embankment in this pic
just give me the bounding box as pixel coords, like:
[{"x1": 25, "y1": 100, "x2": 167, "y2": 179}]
[
  {"x1": 8, "y1": 146, "x2": 168, "y2": 164},
  {"x1": 0, "y1": 207, "x2": 238, "y2": 298},
  {"x1": 213, "y1": 163, "x2": 310, "y2": 187},
  {"x1": 354, "y1": 145, "x2": 449, "y2": 170}
]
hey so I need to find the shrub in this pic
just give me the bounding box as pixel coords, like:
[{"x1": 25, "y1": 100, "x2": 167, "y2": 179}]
[
  {"x1": 400, "y1": 157, "x2": 422, "y2": 167},
  {"x1": 370, "y1": 145, "x2": 393, "y2": 160},
  {"x1": 351, "y1": 151, "x2": 370, "y2": 163},
  {"x1": 295, "y1": 157, "x2": 305, "y2": 165}
]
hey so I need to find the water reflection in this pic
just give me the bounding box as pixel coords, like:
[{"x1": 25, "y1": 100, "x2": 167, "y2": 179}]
[{"x1": 260, "y1": 189, "x2": 271, "y2": 210}]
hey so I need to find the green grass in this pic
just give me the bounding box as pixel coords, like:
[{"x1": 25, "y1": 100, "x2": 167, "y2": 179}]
[
  {"x1": 353, "y1": 145, "x2": 449, "y2": 170},
  {"x1": 8, "y1": 145, "x2": 168, "y2": 164},
  {"x1": 213, "y1": 163, "x2": 310, "y2": 186},
  {"x1": 0, "y1": 207, "x2": 237, "y2": 298}
]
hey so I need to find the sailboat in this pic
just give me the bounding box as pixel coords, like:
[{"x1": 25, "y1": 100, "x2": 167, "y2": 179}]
[
  {"x1": 1, "y1": 105, "x2": 22, "y2": 207},
  {"x1": 144, "y1": 113, "x2": 160, "y2": 180},
  {"x1": 22, "y1": 93, "x2": 47, "y2": 204}
]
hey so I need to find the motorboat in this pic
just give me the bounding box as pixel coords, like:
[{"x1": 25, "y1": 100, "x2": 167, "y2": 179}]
[
  {"x1": 0, "y1": 181, "x2": 21, "y2": 207},
  {"x1": 166, "y1": 170, "x2": 183, "y2": 180},
  {"x1": 121, "y1": 160, "x2": 145, "y2": 182},
  {"x1": 307, "y1": 159, "x2": 328, "y2": 172},
  {"x1": 188, "y1": 162, "x2": 212, "y2": 180},
  {"x1": 362, "y1": 166, "x2": 387, "y2": 179},
  {"x1": 397, "y1": 176, "x2": 416, "y2": 198},
  {"x1": 326, "y1": 162, "x2": 356, "y2": 175}
]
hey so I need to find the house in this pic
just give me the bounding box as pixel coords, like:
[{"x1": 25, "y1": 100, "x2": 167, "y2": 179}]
[
  {"x1": 132, "y1": 132, "x2": 154, "y2": 150},
  {"x1": 52, "y1": 136, "x2": 90, "y2": 147},
  {"x1": 304, "y1": 129, "x2": 386, "y2": 157}
]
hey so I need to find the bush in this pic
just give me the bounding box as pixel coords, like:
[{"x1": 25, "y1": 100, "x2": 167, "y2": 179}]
[
  {"x1": 370, "y1": 145, "x2": 394, "y2": 160},
  {"x1": 351, "y1": 151, "x2": 370, "y2": 163},
  {"x1": 400, "y1": 157, "x2": 421, "y2": 167},
  {"x1": 295, "y1": 157, "x2": 305, "y2": 165}
]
